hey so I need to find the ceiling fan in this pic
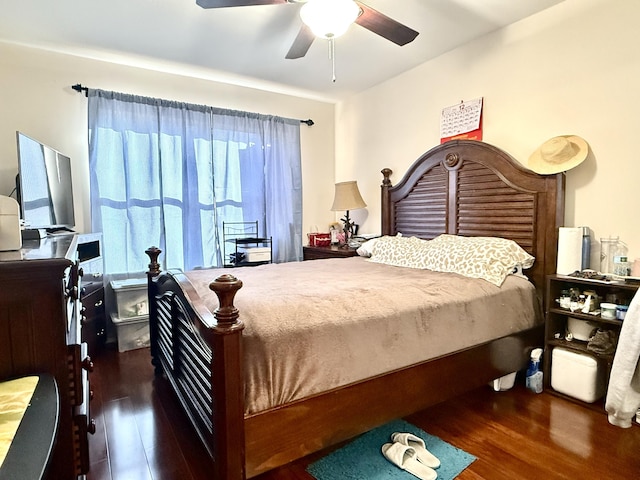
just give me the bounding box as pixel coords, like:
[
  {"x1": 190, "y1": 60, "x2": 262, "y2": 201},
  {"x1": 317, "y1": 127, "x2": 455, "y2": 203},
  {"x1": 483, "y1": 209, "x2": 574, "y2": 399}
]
[{"x1": 195, "y1": 0, "x2": 419, "y2": 60}]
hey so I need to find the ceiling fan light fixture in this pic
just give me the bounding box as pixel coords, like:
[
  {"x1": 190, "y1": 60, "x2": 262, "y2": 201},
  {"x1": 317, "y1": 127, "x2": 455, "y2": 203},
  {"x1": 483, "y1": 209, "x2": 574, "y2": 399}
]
[{"x1": 300, "y1": 0, "x2": 360, "y2": 39}]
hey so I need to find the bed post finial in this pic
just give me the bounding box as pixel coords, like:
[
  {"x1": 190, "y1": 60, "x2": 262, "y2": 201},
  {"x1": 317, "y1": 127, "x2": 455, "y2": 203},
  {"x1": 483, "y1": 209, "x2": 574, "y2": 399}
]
[
  {"x1": 209, "y1": 274, "x2": 244, "y2": 327},
  {"x1": 381, "y1": 168, "x2": 393, "y2": 236},
  {"x1": 145, "y1": 246, "x2": 162, "y2": 277},
  {"x1": 381, "y1": 168, "x2": 392, "y2": 186}
]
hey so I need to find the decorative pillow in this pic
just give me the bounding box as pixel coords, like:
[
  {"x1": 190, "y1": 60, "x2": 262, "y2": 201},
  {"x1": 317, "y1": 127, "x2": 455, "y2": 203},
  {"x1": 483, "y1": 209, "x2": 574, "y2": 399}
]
[
  {"x1": 421, "y1": 234, "x2": 535, "y2": 286},
  {"x1": 367, "y1": 233, "x2": 534, "y2": 287},
  {"x1": 356, "y1": 233, "x2": 401, "y2": 257},
  {"x1": 356, "y1": 237, "x2": 379, "y2": 257},
  {"x1": 367, "y1": 235, "x2": 430, "y2": 267}
]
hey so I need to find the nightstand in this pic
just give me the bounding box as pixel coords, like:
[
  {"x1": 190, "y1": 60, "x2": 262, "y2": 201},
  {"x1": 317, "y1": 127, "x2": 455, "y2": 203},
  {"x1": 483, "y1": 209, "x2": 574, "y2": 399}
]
[{"x1": 303, "y1": 245, "x2": 359, "y2": 260}]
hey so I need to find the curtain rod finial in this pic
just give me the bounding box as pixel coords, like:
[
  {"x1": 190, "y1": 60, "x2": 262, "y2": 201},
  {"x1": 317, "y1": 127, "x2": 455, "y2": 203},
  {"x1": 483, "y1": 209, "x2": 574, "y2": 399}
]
[
  {"x1": 300, "y1": 119, "x2": 314, "y2": 127},
  {"x1": 72, "y1": 84, "x2": 88, "y2": 97}
]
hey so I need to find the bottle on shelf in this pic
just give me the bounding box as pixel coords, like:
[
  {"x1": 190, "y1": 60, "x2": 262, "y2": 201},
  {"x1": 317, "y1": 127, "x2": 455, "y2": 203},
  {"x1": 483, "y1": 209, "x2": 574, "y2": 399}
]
[
  {"x1": 581, "y1": 226, "x2": 591, "y2": 270},
  {"x1": 526, "y1": 348, "x2": 544, "y2": 393}
]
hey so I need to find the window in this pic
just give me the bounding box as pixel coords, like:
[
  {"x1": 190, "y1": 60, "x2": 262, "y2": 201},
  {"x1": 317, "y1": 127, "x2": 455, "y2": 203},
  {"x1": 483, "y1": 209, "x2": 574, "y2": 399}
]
[{"x1": 88, "y1": 90, "x2": 302, "y2": 274}]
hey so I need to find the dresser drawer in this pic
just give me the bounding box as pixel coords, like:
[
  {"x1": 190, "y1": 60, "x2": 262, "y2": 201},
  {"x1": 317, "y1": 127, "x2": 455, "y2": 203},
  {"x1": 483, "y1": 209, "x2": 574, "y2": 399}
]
[{"x1": 82, "y1": 286, "x2": 105, "y2": 320}]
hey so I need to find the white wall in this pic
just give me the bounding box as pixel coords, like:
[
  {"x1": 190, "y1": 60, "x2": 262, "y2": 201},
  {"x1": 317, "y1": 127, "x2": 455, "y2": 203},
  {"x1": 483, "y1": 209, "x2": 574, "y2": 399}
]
[
  {"x1": 0, "y1": 42, "x2": 335, "y2": 236},
  {"x1": 336, "y1": 0, "x2": 640, "y2": 268}
]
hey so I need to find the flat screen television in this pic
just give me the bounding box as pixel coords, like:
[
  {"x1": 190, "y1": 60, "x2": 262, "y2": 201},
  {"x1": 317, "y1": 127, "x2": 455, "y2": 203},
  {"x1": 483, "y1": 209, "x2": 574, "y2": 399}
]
[{"x1": 15, "y1": 131, "x2": 75, "y2": 230}]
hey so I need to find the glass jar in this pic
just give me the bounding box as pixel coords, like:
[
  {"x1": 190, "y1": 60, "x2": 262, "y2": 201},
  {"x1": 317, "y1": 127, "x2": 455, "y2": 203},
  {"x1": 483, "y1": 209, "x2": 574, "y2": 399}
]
[
  {"x1": 559, "y1": 289, "x2": 571, "y2": 309},
  {"x1": 600, "y1": 236, "x2": 620, "y2": 274}
]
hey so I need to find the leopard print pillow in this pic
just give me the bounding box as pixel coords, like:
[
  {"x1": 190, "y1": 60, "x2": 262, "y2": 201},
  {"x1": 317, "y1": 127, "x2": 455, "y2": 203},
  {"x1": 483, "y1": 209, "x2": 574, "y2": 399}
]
[
  {"x1": 424, "y1": 234, "x2": 534, "y2": 286},
  {"x1": 368, "y1": 234, "x2": 534, "y2": 286}
]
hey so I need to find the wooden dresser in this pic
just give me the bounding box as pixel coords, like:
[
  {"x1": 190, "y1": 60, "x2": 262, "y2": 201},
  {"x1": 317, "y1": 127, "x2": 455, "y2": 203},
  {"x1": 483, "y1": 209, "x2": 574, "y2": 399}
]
[{"x1": 0, "y1": 235, "x2": 94, "y2": 479}]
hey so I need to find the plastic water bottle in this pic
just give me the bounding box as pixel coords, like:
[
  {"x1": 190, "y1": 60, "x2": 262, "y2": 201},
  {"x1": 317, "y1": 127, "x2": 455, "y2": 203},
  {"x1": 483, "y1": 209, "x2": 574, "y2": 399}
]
[{"x1": 525, "y1": 348, "x2": 543, "y2": 394}]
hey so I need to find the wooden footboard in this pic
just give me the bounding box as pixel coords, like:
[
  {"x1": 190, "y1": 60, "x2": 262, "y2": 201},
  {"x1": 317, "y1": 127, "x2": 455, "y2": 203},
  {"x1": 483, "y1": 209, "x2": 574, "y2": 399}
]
[{"x1": 146, "y1": 247, "x2": 246, "y2": 480}]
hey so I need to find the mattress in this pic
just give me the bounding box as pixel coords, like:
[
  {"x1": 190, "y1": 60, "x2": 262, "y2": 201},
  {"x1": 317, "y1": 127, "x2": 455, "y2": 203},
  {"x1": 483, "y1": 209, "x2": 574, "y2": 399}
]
[{"x1": 185, "y1": 256, "x2": 542, "y2": 414}]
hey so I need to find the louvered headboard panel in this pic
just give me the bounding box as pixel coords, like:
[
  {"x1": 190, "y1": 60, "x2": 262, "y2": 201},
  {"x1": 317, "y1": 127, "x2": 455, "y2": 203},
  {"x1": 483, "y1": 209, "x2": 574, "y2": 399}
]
[
  {"x1": 393, "y1": 163, "x2": 447, "y2": 238},
  {"x1": 381, "y1": 140, "x2": 565, "y2": 295},
  {"x1": 456, "y1": 161, "x2": 536, "y2": 253}
]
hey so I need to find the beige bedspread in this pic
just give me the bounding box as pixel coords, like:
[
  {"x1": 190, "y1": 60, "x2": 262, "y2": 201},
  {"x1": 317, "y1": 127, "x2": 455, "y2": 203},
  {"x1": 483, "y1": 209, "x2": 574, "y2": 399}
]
[{"x1": 184, "y1": 257, "x2": 542, "y2": 415}]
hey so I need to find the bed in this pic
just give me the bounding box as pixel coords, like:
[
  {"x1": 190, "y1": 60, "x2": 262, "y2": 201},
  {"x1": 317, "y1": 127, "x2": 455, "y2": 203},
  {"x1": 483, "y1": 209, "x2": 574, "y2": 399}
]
[{"x1": 145, "y1": 140, "x2": 564, "y2": 479}]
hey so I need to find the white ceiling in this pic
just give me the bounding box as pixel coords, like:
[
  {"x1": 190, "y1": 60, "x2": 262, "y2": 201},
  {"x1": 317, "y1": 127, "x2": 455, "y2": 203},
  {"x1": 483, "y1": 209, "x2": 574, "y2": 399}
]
[{"x1": 0, "y1": 0, "x2": 564, "y2": 102}]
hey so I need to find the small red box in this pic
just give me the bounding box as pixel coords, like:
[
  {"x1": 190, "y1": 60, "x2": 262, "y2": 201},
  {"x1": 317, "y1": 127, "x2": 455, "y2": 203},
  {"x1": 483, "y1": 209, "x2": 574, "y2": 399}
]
[{"x1": 308, "y1": 233, "x2": 331, "y2": 247}]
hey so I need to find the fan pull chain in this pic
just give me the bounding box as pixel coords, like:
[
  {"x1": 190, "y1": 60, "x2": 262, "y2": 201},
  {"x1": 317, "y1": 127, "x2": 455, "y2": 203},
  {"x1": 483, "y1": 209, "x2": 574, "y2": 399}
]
[{"x1": 328, "y1": 37, "x2": 336, "y2": 83}]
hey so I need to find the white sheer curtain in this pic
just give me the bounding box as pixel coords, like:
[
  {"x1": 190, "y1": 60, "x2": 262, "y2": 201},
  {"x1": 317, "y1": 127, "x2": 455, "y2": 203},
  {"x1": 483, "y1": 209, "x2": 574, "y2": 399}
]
[{"x1": 88, "y1": 90, "x2": 302, "y2": 274}]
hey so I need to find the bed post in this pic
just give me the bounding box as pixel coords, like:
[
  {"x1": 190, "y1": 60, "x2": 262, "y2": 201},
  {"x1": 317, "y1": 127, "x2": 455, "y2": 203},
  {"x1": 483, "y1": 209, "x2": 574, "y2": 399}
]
[
  {"x1": 145, "y1": 246, "x2": 162, "y2": 374},
  {"x1": 209, "y1": 274, "x2": 245, "y2": 480},
  {"x1": 381, "y1": 168, "x2": 393, "y2": 235}
]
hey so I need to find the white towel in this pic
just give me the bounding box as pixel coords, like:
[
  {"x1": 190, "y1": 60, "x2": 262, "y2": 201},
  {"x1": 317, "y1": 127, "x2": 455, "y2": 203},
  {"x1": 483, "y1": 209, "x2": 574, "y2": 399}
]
[{"x1": 605, "y1": 288, "x2": 640, "y2": 427}]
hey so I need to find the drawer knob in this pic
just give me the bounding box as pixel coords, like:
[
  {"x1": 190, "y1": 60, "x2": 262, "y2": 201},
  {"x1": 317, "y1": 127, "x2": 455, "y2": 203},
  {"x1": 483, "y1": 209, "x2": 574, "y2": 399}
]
[
  {"x1": 82, "y1": 356, "x2": 94, "y2": 372},
  {"x1": 88, "y1": 419, "x2": 96, "y2": 435}
]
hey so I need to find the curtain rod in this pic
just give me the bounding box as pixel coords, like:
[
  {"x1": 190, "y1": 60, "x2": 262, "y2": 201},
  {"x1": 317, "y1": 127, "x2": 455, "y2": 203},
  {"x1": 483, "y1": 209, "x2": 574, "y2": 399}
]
[{"x1": 72, "y1": 84, "x2": 314, "y2": 126}]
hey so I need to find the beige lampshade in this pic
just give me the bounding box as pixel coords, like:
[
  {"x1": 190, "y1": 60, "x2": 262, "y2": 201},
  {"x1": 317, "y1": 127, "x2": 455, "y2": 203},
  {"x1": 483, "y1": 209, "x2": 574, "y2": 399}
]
[{"x1": 331, "y1": 181, "x2": 366, "y2": 211}]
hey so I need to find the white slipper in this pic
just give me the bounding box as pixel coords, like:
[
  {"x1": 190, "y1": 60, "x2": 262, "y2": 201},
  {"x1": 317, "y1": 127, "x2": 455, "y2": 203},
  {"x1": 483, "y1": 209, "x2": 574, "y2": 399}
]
[
  {"x1": 391, "y1": 432, "x2": 441, "y2": 468},
  {"x1": 381, "y1": 442, "x2": 438, "y2": 480}
]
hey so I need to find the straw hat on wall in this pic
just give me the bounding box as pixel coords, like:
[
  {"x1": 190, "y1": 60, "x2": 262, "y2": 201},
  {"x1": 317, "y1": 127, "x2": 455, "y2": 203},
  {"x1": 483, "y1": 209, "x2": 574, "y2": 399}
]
[{"x1": 528, "y1": 135, "x2": 589, "y2": 174}]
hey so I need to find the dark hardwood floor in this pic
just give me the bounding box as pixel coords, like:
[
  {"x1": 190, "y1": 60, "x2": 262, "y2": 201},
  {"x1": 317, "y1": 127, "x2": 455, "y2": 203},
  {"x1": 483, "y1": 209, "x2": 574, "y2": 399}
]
[{"x1": 87, "y1": 344, "x2": 640, "y2": 480}]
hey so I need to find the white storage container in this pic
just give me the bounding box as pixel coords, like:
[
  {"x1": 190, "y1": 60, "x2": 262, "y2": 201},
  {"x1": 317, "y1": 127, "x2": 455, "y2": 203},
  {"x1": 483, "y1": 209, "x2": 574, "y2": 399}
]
[
  {"x1": 0, "y1": 195, "x2": 21, "y2": 251},
  {"x1": 551, "y1": 347, "x2": 605, "y2": 403},
  {"x1": 237, "y1": 246, "x2": 271, "y2": 263},
  {"x1": 111, "y1": 312, "x2": 150, "y2": 352},
  {"x1": 491, "y1": 372, "x2": 517, "y2": 391},
  {"x1": 110, "y1": 278, "x2": 148, "y2": 318}
]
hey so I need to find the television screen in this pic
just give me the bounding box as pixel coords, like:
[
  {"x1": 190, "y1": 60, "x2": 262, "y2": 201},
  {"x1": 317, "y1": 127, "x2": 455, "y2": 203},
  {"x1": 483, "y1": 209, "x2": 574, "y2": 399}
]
[{"x1": 16, "y1": 131, "x2": 75, "y2": 230}]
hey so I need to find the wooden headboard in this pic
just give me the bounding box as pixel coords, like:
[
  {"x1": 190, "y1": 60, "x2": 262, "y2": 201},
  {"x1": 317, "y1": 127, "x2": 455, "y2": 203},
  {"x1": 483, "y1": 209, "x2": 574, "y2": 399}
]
[{"x1": 381, "y1": 140, "x2": 565, "y2": 294}]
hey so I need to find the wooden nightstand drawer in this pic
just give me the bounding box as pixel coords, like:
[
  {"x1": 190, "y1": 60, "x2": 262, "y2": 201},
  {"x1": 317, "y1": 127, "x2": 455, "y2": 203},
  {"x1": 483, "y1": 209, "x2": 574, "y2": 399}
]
[{"x1": 303, "y1": 245, "x2": 358, "y2": 260}]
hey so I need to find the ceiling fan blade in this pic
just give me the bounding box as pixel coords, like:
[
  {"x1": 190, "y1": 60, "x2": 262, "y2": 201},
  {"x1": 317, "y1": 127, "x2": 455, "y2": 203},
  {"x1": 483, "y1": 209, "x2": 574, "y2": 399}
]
[
  {"x1": 354, "y1": 2, "x2": 419, "y2": 46},
  {"x1": 196, "y1": 0, "x2": 288, "y2": 8},
  {"x1": 285, "y1": 24, "x2": 315, "y2": 59}
]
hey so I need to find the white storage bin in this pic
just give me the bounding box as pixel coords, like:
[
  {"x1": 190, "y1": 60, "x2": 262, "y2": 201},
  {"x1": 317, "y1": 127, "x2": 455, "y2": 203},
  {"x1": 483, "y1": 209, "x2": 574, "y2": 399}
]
[
  {"x1": 551, "y1": 347, "x2": 605, "y2": 403},
  {"x1": 111, "y1": 313, "x2": 150, "y2": 352},
  {"x1": 110, "y1": 278, "x2": 148, "y2": 319},
  {"x1": 237, "y1": 246, "x2": 271, "y2": 262},
  {"x1": 491, "y1": 372, "x2": 517, "y2": 391}
]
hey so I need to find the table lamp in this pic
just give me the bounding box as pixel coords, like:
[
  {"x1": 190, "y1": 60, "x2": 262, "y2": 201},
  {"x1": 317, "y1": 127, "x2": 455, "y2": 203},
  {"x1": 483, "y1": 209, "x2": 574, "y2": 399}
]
[{"x1": 331, "y1": 181, "x2": 366, "y2": 246}]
